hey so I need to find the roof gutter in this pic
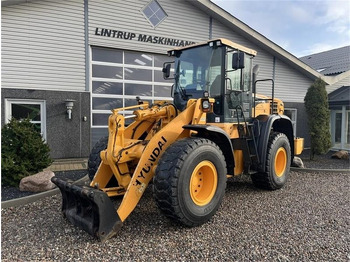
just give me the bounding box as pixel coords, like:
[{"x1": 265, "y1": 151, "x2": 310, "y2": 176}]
[{"x1": 324, "y1": 70, "x2": 350, "y2": 85}]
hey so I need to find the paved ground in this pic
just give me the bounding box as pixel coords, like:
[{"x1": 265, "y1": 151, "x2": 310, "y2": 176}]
[
  {"x1": 44, "y1": 158, "x2": 88, "y2": 172},
  {"x1": 1, "y1": 171, "x2": 349, "y2": 261}
]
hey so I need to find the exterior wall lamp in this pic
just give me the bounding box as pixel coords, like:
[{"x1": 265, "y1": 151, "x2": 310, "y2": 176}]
[{"x1": 65, "y1": 99, "x2": 75, "y2": 119}]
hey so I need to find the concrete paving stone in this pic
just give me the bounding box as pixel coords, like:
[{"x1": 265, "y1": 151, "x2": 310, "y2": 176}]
[{"x1": 44, "y1": 159, "x2": 88, "y2": 172}]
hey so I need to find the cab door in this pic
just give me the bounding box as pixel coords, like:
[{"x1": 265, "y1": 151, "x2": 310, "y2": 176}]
[{"x1": 224, "y1": 50, "x2": 253, "y2": 123}]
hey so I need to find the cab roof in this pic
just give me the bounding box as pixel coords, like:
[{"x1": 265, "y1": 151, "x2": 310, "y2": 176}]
[{"x1": 168, "y1": 38, "x2": 257, "y2": 56}]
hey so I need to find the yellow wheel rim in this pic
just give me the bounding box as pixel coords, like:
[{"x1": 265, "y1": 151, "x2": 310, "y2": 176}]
[
  {"x1": 189, "y1": 160, "x2": 218, "y2": 206},
  {"x1": 275, "y1": 147, "x2": 287, "y2": 177}
]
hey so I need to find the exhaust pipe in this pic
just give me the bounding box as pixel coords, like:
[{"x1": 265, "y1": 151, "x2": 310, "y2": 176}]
[{"x1": 52, "y1": 177, "x2": 123, "y2": 241}]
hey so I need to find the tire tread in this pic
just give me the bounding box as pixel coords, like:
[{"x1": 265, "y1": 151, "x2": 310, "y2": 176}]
[
  {"x1": 88, "y1": 136, "x2": 108, "y2": 181},
  {"x1": 251, "y1": 132, "x2": 290, "y2": 190},
  {"x1": 153, "y1": 138, "x2": 226, "y2": 226}
]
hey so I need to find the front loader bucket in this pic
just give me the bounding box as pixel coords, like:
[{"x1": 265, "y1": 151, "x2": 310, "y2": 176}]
[{"x1": 52, "y1": 177, "x2": 122, "y2": 241}]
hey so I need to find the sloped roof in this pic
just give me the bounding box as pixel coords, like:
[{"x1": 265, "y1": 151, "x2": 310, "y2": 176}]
[
  {"x1": 328, "y1": 85, "x2": 350, "y2": 105},
  {"x1": 299, "y1": 46, "x2": 350, "y2": 76}
]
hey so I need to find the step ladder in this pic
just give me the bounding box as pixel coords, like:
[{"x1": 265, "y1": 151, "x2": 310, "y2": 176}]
[{"x1": 231, "y1": 106, "x2": 260, "y2": 173}]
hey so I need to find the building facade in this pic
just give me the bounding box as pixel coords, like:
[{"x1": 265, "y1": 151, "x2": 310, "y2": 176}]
[
  {"x1": 300, "y1": 46, "x2": 350, "y2": 150},
  {"x1": 2, "y1": 0, "x2": 336, "y2": 158}
]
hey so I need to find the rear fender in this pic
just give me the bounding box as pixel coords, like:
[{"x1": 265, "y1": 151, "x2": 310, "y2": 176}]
[
  {"x1": 183, "y1": 124, "x2": 235, "y2": 175},
  {"x1": 256, "y1": 114, "x2": 294, "y2": 172}
]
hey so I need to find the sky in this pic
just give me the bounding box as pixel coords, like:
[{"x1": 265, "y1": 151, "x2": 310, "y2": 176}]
[{"x1": 211, "y1": 0, "x2": 350, "y2": 57}]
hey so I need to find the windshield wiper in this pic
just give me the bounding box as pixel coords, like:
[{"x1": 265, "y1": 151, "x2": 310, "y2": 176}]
[{"x1": 175, "y1": 85, "x2": 192, "y2": 100}]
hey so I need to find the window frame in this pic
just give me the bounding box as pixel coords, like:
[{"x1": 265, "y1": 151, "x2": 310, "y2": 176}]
[
  {"x1": 5, "y1": 99, "x2": 47, "y2": 140},
  {"x1": 141, "y1": 0, "x2": 168, "y2": 28},
  {"x1": 284, "y1": 108, "x2": 297, "y2": 136},
  {"x1": 90, "y1": 47, "x2": 173, "y2": 130},
  {"x1": 331, "y1": 108, "x2": 350, "y2": 148}
]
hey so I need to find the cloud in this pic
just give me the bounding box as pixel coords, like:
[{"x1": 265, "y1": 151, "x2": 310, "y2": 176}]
[
  {"x1": 298, "y1": 39, "x2": 350, "y2": 57},
  {"x1": 316, "y1": 1, "x2": 349, "y2": 24},
  {"x1": 300, "y1": 43, "x2": 337, "y2": 56},
  {"x1": 288, "y1": 4, "x2": 314, "y2": 24},
  {"x1": 314, "y1": 1, "x2": 350, "y2": 35}
]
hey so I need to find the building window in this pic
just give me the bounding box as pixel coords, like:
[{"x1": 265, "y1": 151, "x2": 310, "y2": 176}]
[
  {"x1": 5, "y1": 99, "x2": 47, "y2": 140},
  {"x1": 91, "y1": 47, "x2": 172, "y2": 144},
  {"x1": 141, "y1": 0, "x2": 167, "y2": 28},
  {"x1": 284, "y1": 108, "x2": 297, "y2": 136}
]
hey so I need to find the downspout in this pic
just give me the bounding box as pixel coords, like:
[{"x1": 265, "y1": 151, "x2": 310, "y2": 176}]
[
  {"x1": 81, "y1": 0, "x2": 89, "y2": 157},
  {"x1": 209, "y1": 16, "x2": 213, "y2": 39},
  {"x1": 84, "y1": 0, "x2": 89, "y2": 92},
  {"x1": 272, "y1": 56, "x2": 276, "y2": 114}
]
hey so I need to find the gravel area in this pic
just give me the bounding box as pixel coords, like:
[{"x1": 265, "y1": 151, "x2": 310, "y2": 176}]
[
  {"x1": 1, "y1": 171, "x2": 349, "y2": 261},
  {"x1": 1, "y1": 170, "x2": 87, "y2": 201},
  {"x1": 2, "y1": 150, "x2": 348, "y2": 202},
  {"x1": 299, "y1": 149, "x2": 349, "y2": 170}
]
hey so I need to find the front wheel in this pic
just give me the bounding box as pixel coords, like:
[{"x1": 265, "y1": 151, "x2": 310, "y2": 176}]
[
  {"x1": 251, "y1": 132, "x2": 291, "y2": 190},
  {"x1": 153, "y1": 138, "x2": 227, "y2": 227},
  {"x1": 88, "y1": 136, "x2": 108, "y2": 181}
]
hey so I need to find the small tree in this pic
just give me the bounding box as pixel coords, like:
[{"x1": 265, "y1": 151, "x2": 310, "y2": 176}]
[
  {"x1": 1, "y1": 118, "x2": 53, "y2": 187},
  {"x1": 304, "y1": 78, "x2": 331, "y2": 159}
]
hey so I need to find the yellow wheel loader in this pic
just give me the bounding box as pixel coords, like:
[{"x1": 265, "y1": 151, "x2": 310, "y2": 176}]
[{"x1": 52, "y1": 38, "x2": 304, "y2": 241}]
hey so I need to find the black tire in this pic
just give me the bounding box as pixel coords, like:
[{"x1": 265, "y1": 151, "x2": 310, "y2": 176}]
[
  {"x1": 88, "y1": 136, "x2": 108, "y2": 181},
  {"x1": 251, "y1": 132, "x2": 291, "y2": 190},
  {"x1": 153, "y1": 138, "x2": 227, "y2": 227}
]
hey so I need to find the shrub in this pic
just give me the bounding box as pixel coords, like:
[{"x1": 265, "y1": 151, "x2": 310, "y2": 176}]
[
  {"x1": 1, "y1": 118, "x2": 53, "y2": 187},
  {"x1": 304, "y1": 78, "x2": 331, "y2": 159}
]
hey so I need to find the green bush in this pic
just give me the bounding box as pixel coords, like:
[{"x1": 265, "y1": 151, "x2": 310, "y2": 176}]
[
  {"x1": 304, "y1": 78, "x2": 331, "y2": 159},
  {"x1": 1, "y1": 118, "x2": 53, "y2": 187}
]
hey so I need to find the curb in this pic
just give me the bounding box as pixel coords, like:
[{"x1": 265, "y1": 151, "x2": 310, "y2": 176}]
[
  {"x1": 1, "y1": 175, "x2": 90, "y2": 209},
  {"x1": 291, "y1": 167, "x2": 350, "y2": 174}
]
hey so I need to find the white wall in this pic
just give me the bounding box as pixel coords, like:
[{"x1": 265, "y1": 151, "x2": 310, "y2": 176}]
[
  {"x1": 2, "y1": 0, "x2": 86, "y2": 92},
  {"x1": 89, "y1": 0, "x2": 210, "y2": 54},
  {"x1": 327, "y1": 75, "x2": 350, "y2": 93}
]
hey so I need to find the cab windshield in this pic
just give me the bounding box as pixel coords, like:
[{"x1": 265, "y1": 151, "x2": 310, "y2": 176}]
[{"x1": 173, "y1": 45, "x2": 223, "y2": 110}]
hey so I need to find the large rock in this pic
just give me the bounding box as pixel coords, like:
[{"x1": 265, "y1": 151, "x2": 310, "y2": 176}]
[
  {"x1": 19, "y1": 171, "x2": 56, "y2": 192},
  {"x1": 331, "y1": 150, "x2": 349, "y2": 160},
  {"x1": 292, "y1": 156, "x2": 304, "y2": 168}
]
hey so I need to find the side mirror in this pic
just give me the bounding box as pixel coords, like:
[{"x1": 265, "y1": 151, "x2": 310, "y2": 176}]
[
  {"x1": 232, "y1": 52, "x2": 245, "y2": 70},
  {"x1": 162, "y1": 63, "x2": 172, "y2": 79}
]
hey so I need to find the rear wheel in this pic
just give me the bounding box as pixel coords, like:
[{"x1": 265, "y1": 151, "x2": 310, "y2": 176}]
[
  {"x1": 251, "y1": 132, "x2": 291, "y2": 190},
  {"x1": 153, "y1": 138, "x2": 227, "y2": 226}
]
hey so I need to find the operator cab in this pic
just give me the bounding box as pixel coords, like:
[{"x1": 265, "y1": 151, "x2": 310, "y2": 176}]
[{"x1": 163, "y1": 38, "x2": 257, "y2": 123}]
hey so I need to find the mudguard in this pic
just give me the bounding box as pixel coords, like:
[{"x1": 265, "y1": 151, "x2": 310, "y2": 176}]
[
  {"x1": 183, "y1": 124, "x2": 235, "y2": 175},
  {"x1": 255, "y1": 114, "x2": 294, "y2": 172}
]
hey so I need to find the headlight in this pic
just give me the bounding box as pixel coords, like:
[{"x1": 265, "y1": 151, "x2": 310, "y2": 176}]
[{"x1": 202, "y1": 100, "x2": 210, "y2": 111}]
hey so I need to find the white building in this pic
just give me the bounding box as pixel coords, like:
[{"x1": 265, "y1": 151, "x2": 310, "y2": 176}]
[
  {"x1": 2, "y1": 0, "x2": 348, "y2": 158},
  {"x1": 300, "y1": 46, "x2": 350, "y2": 150}
]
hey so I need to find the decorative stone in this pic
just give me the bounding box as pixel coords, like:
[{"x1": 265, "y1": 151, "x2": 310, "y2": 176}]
[
  {"x1": 292, "y1": 156, "x2": 304, "y2": 168},
  {"x1": 19, "y1": 171, "x2": 56, "y2": 192},
  {"x1": 331, "y1": 150, "x2": 349, "y2": 160}
]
